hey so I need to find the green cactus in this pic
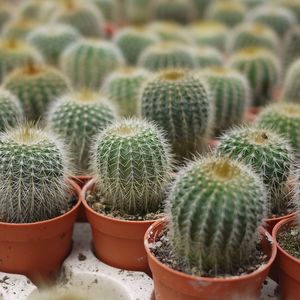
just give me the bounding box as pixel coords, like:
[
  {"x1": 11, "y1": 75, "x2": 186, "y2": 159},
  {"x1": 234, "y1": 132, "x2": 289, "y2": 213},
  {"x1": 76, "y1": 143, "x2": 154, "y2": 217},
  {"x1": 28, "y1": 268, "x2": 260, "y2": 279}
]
[
  {"x1": 194, "y1": 46, "x2": 223, "y2": 68},
  {"x1": 3, "y1": 64, "x2": 70, "y2": 121},
  {"x1": 256, "y1": 102, "x2": 300, "y2": 151},
  {"x1": 278, "y1": 0, "x2": 300, "y2": 21},
  {"x1": 2, "y1": 18, "x2": 39, "y2": 40},
  {"x1": 91, "y1": 0, "x2": 118, "y2": 21},
  {"x1": 60, "y1": 39, "x2": 124, "y2": 90},
  {"x1": 217, "y1": 126, "x2": 296, "y2": 213},
  {"x1": 114, "y1": 27, "x2": 160, "y2": 66},
  {"x1": 229, "y1": 47, "x2": 281, "y2": 107},
  {"x1": 0, "y1": 3, "x2": 12, "y2": 32},
  {"x1": 47, "y1": 90, "x2": 117, "y2": 172},
  {"x1": 18, "y1": 0, "x2": 46, "y2": 20},
  {"x1": 167, "y1": 155, "x2": 267, "y2": 274},
  {"x1": 228, "y1": 22, "x2": 279, "y2": 53},
  {"x1": 283, "y1": 26, "x2": 300, "y2": 70},
  {"x1": 0, "y1": 124, "x2": 71, "y2": 223},
  {"x1": 283, "y1": 59, "x2": 300, "y2": 102},
  {"x1": 102, "y1": 67, "x2": 149, "y2": 117},
  {"x1": 192, "y1": 0, "x2": 211, "y2": 18},
  {"x1": 240, "y1": 0, "x2": 267, "y2": 8},
  {"x1": 125, "y1": 0, "x2": 152, "y2": 24},
  {"x1": 27, "y1": 23, "x2": 81, "y2": 66},
  {"x1": 138, "y1": 42, "x2": 196, "y2": 71},
  {"x1": 92, "y1": 118, "x2": 173, "y2": 215},
  {"x1": 199, "y1": 66, "x2": 251, "y2": 134},
  {"x1": 140, "y1": 69, "x2": 213, "y2": 159}
]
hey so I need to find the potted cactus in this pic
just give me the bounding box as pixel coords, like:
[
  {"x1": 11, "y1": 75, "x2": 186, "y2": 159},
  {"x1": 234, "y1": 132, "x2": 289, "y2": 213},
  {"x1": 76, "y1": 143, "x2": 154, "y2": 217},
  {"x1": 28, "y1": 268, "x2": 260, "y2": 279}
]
[{"x1": 144, "y1": 155, "x2": 276, "y2": 299}]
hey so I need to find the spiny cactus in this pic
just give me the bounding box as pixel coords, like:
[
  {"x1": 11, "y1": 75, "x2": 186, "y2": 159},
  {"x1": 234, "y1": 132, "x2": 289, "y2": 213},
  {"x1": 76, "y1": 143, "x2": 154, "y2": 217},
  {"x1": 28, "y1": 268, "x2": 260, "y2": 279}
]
[
  {"x1": 198, "y1": 67, "x2": 251, "y2": 134},
  {"x1": 92, "y1": 118, "x2": 173, "y2": 215},
  {"x1": 229, "y1": 47, "x2": 281, "y2": 107},
  {"x1": 278, "y1": 0, "x2": 300, "y2": 21},
  {"x1": 113, "y1": 27, "x2": 160, "y2": 66},
  {"x1": 27, "y1": 23, "x2": 81, "y2": 66},
  {"x1": 125, "y1": 0, "x2": 152, "y2": 24},
  {"x1": 3, "y1": 64, "x2": 70, "y2": 121},
  {"x1": 138, "y1": 42, "x2": 196, "y2": 71},
  {"x1": 206, "y1": 0, "x2": 247, "y2": 27},
  {"x1": 194, "y1": 46, "x2": 223, "y2": 68},
  {"x1": 91, "y1": 0, "x2": 118, "y2": 21},
  {"x1": 256, "y1": 102, "x2": 300, "y2": 151},
  {"x1": 228, "y1": 22, "x2": 279, "y2": 53},
  {"x1": 60, "y1": 39, "x2": 124, "y2": 90},
  {"x1": 283, "y1": 25, "x2": 300, "y2": 70},
  {"x1": 167, "y1": 155, "x2": 267, "y2": 274},
  {"x1": 0, "y1": 3, "x2": 12, "y2": 32},
  {"x1": 192, "y1": 0, "x2": 211, "y2": 18},
  {"x1": 2, "y1": 18, "x2": 39, "y2": 40},
  {"x1": 140, "y1": 69, "x2": 213, "y2": 159},
  {"x1": 102, "y1": 67, "x2": 149, "y2": 117},
  {"x1": 283, "y1": 59, "x2": 300, "y2": 102},
  {"x1": 0, "y1": 124, "x2": 71, "y2": 223},
  {"x1": 217, "y1": 126, "x2": 295, "y2": 213}
]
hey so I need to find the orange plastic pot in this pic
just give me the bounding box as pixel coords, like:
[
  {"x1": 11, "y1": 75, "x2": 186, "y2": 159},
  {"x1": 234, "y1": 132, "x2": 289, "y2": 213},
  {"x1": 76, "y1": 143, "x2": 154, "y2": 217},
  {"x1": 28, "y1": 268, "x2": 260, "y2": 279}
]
[
  {"x1": 265, "y1": 212, "x2": 297, "y2": 234},
  {"x1": 0, "y1": 178, "x2": 81, "y2": 284},
  {"x1": 81, "y1": 178, "x2": 158, "y2": 273},
  {"x1": 145, "y1": 219, "x2": 277, "y2": 300},
  {"x1": 273, "y1": 216, "x2": 300, "y2": 300}
]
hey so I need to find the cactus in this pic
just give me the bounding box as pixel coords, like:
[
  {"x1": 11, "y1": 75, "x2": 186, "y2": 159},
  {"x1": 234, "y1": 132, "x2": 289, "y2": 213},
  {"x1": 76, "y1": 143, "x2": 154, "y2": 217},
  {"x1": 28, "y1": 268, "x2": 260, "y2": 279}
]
[
  {"x1": 27, "y1": 24, "x2": 81, "y2": 66},
  {"x1": 278, "y1": 0, "x2": 300, "y2": 21},
  {"x1": 92, "y1": 118, "x2": 173, "y2": 215},
  {"x1": 125, "y1": 0, "x2": 152, "y2": 24},
  {"x1": 113, "y1": 27, "x2": 160, "y2": 66},
  {"x1": 167, "y1": 155, "x2": 267, "y2": 274},
  {"x1": 228, "y1": 22, "x2": 279, "y2": 53},
  {"x1": 18, "y1": 0, "x2": 46, "y2": 20},
  {"x1": 192, "y1": 0, "x2": 211, "y2": 18},
  {"x1": 256, "y1": 102, "x2": 300, "y2": 151},
  {"x1": 140, "y1": 69, "x2": 213, "y2": 159},
  {"x1": 60, "y1": 39, "x2": 124, "y2": 90},
  {"x1": 91, "y1": 0, "x2": 118, "y2": 21},
  {"x1": 0, "y1": 124, "x2": 71, "y2": 223},
  {"x1": 206, "y1": 0, "x2": 246, "y2": 27},
  {"x1": 283, "y1": 25, "x2": 300, "y2": 70},
  {"x1": 2, "y1": 18, "x2": 39, "y2": 40},
  {"x1": 240, "y1": 0, "x2": 267, "y2": 8},
  {"x1": 283, "y1": 59, "x2": 300, "y2": 102},
  {"x1": 194, "y1": 46, "x2": 223, "y2": 68},
  {"x1": 47, "y1": 90, "x2": 117, "y2": 172},
  {"x1": 138, "y1": 42, "x2": 196, "y2": 71},
  {"x1": 217, "y1": 126, "x2": 295, "y2": 213},
  {"x1": 3, "y1": 64, "x2": 70, "y2": 121},
  {"x1": 0, "y1": 3, "x2": 12, "y2": 32},
  {"x1": 229, "y1": 47, "x2": 281, "y2": 107},
  {"x1": 198, "y1": 67, "x2": 251, "y2": 134},
  {"x1": 102, "y1": 67, "x2": 149, "y2": 117},
  {"x1": 247, "y1": 4, "x2": 297, "y2": 37}
]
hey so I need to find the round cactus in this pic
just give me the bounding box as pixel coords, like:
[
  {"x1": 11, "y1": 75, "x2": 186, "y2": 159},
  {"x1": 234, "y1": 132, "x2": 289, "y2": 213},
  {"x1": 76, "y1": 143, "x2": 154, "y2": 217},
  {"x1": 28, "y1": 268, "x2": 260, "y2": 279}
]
[
  {"x1": 228, "y1": 22, "x2": 279, "y2": 53},
  {"x1": 278, "y1": 0, "x2": 300, "y2": 21},
  {"x1": 113, "y1": 27, "x2": 160, "y2": 66},
  {"x1": 3, "y1": 64, "x2": 70, "y2": 121},
  {"x1": 167, "y1": 155, "x2": 267, "y2": 274},
  {"x1": 91, "y1": 0, "x2": 118, "y2": 21},
  {"x1": 18, "y1": 0, "x2": 45, "y2": 20},
  {"x1": 125, "y1": 0, "x2": 152, "y2": 24},
  {"x1": 198, "y1": 67, "x2": 251, "y2": 134},
  {"x1": 283, "y1": 59, "x2": 300, "y2": 102},
  {"x1": 193, "y1": 46, "x2": 223, "y2": 68},
  {"x1": 0, "y1": 124, "x2": 71, "y2": 223},
  {"x1": 0, "y1": 3, "x2": 12, "y2": 32},
  {"x1": 60, "y1": 39, "x2": 124, "y2": 90},
  {"x1": 283, "y1": 25, "x2": 300, "y2": 70},
  {"x1": 27, "y1": 23, "x2": 81, "y2": 66},
  {"x1": 240, "y1": 0, "x2": 267, "y2": 8},
  {"x1": 2, "y1": 18, "x2": 39, "y2": 40},
  {"x1": 229, "y1": 47, "x2": 281, "y2": 107},
  {"x1": 217, "y1": 126, "x2": 296, "y2": 213},
  {"x1": 92, "y1": 118, "x2": 173, "y2": 215},
  {"x1": 102, "y1": 67, "x2": 149, "y2": 117},
  {"x1": 47, "y1": 90, "x2": 117, "y2": 172},
  {"x1": 192, "y1": 0, "x2": 211, "y2": 18},
  {"x1": 256, "y1": 102, "x2": 300, "y2": 151},
  {"x1": 140, "y1": 69, "x2": 213, "y2": 159},
  {"x1": 138, "y1": 42, "x2": 196, "y2": 71}
]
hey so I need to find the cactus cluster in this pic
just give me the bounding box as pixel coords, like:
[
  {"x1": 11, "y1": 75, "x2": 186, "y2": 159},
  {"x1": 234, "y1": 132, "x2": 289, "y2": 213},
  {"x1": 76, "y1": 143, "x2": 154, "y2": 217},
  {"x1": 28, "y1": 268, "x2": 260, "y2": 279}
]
[
  {"x1": 283, "y1": 59, "x2": 300, "y2": 102},
  {"x1": 92, "y1": 118, "x2": 173, "y2": 215},
  {"x1": 194, "y1": 46, "x2": 223, "y2": 68}
]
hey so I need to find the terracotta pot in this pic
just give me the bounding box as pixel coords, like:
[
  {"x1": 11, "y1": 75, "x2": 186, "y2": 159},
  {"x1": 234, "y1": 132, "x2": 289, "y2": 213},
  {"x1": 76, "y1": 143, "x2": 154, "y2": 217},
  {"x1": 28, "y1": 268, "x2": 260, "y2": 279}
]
[
  {"x1": 145, "y1": 219, "x2": 277, "y2": 300},
  {"x1": 0, "y1": 178, "x2": 81, "y2": 284},
  {"x1": 208, "y1": 138, "x2": 220, "y2": 149},
  {"x1": 273, "y1": 216, "x2": 300, "y2": 300},
  {"x1": 245, "y1": 106, "x2": 262, "y2": 123},
  {"x1": 81, "y1": 178, "x2": 158, "y2": 273}
]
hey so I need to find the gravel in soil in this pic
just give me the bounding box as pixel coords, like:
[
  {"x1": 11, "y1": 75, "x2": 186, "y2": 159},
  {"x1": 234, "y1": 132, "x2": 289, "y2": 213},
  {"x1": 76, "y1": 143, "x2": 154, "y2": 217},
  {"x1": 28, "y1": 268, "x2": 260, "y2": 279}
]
[{"x1": 278, "y1": 224, "x2": 300, "y2": 260}]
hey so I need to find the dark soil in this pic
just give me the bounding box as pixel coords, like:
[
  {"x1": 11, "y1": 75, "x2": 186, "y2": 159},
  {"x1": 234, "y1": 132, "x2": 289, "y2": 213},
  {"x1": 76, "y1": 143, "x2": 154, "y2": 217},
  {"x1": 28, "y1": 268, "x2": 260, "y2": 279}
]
[
  {"x1": 278, "y1": 224, "x2": 300, "y2": 260},
  {"x1": 269, "y1": 205, "x2": 296, "y2": 219}
]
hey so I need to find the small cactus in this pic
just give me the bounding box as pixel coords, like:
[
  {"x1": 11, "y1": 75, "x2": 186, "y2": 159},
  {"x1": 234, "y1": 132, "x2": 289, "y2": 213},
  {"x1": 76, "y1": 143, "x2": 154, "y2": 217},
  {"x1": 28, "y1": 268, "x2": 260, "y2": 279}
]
[
  {"x1": 140, "y1": 69, "x2": 213, "y2": 159},
  {"x1": 125, "y1": 0, "x2": 152, "y2": 24},
  {"x1": 92, "y1": 118, "x2": 173, "y2": 215},
  {"x1": 47, "y1": 90, "x2": 117, "y2": 172},
  {"x1": 18, "y1": 0, "x2": 45, "y2": 20},
  {"x1": 91, "y1": 0, "x2": 118, "y2": 21},
  {"x1": 229, "y1": 47, "x2": 281, "y2": 107},
  {"x1": 193, "y1": 46, "x2": 223, "y2": 68},
  {"x1": 2, "y1": 18, "x2": 39, "y2": 40},
  {"x1": 283, "y1": 59, "x2": 300, "y2": 102},
  {"x1": 102, "y1": 67, "x2": 149, "y2": 117},
  {"x1": 0, "y1": 124, "x2": 71, "y2": 223},
  {"x1": 60, "y1": 39, "x2": 124, "y2": 90},
  {"x1": 167, "y1": 155, "x2": 267, "y2": 274},
  {"x1": 278, "y1": 0, "x2": 300, "y2": 21},
  {"x1": 240, "y1": 0, "x2": 267, "y2": 8},
  {"x1": 3, "y1": 64, "x2": 70, "y2": 121},
  {"x1": 192, "y1": 0, "x2": 211, "y2": 18},
  {"x1": 283, "y1": 25, "x2": 300, "y2": 70}
]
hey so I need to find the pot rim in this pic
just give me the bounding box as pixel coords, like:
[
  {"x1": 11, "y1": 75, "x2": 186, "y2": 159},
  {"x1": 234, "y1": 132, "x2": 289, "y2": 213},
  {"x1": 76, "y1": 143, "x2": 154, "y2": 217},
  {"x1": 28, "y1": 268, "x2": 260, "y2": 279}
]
[
  {"x1": 265, "y1": 211, "x2": 297, "y2": 223},
  {"x1": 0, "y1": 177, "x2": 81, "y2": 227},
  {"x1": 144, "y1": 219, "x2": 277, "y2": 283},
  {"x1": 81, "y1": 177, "x2": 160, "y2": 225}
]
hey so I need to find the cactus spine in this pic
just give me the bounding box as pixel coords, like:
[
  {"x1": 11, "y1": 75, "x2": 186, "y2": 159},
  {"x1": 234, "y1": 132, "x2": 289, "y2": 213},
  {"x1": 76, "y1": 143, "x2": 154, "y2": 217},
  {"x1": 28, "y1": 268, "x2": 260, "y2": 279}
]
[{"x1": 283, "y1": 59, "x2": 300, "y2": 102}]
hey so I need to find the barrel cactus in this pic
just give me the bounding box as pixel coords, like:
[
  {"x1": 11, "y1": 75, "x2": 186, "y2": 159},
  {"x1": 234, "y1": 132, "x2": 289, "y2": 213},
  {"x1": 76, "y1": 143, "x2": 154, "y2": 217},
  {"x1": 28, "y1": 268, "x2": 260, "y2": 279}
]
[
  {"x1": 47, "y1": 90, "x2": 117, "y2": 172},
  {"x1": 140, "y1": 69, "x2": 213, "y2": 159},
  {"x1": 125, "y1": 0, "x2": 152, "y2": 24},
  {"x1": 229, "y1": 47, "x2": 281, "y2": 107},
  {"x1": 0, "y1": 3, "x2": 12, "y2": 32},
  {"x1": 283, "y1": 26, "x2": 300, "y2": 71},
  {"x1": 18, "y1": 0, "x2": 45, "y2": 20},
  {"x1": 194, "y1": 46, "x2": 223, "y2": 68},
  {"x1": 114, "y1": 27, "x2": 160, "y2": 66},
  {"x1": 60, "y1": 39, "x2": 124, "y2": 90},
  {"x1": 2, "y1": 18, "x2": 39, "y2": 40},
  {"x1": 278, "y1": 0, "x2": 300, "y2": 21},
  {"x1": 0, "y1": 124, "x2": 71, "y2": 223},
  {"x1": 240, "y1": 0, "x2": 267, "y2": 8},
  {"x1": 102, "y1": 67, "x2": 149, "y2": 117},
  {"x1": 192, "y1": 0, "x2": 211, "y2": 18},
  {"x1": 283, "y1": 59, "x2": 300, "y2": 102},
  {"x1": 91, "y1": 0, "x2": 118, "y2": 21},
  {"x1": 27, "y1": 23, "x2": 81, "y2": 66},
  {"x1": 3, "y1": 64, "x2": 70, "y2": 121},
  {"x1": 217, "y1": 126, "x2": 295, "y2": 213},
  {"x1": 167, "y1": 155, "x2": 267, "y2": 274},
  {"x1": 92, "y1": 118, "x2": 173, "y2": 215}
]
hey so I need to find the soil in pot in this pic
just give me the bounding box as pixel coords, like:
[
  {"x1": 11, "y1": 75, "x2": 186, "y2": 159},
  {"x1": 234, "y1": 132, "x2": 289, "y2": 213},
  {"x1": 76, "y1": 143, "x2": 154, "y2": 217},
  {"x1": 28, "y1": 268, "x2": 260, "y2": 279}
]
[{"x1": 278, "y1": 224, "x2": 300, "y2": 259}]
